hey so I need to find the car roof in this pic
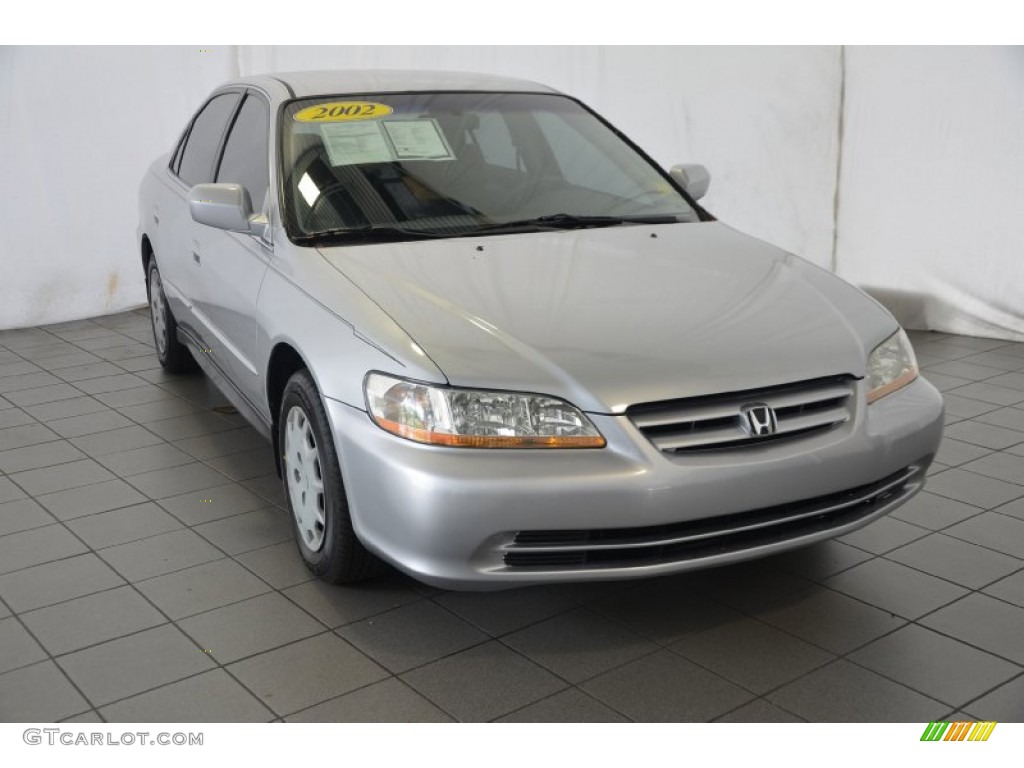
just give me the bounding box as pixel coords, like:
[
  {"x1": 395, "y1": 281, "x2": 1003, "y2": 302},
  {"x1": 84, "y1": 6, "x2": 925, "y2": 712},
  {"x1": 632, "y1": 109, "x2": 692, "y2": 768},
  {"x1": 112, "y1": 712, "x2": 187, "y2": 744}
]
[{"x1": 228, "y1": 69, "x2": 561, "y2": 100}]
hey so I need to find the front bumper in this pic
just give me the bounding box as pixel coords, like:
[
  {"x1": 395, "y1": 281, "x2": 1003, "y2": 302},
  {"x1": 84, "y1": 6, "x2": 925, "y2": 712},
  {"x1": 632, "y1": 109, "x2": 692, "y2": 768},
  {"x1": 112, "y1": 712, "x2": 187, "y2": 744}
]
[{"x1": 327, "y1": 375, "x2": 944, "y2": 590}]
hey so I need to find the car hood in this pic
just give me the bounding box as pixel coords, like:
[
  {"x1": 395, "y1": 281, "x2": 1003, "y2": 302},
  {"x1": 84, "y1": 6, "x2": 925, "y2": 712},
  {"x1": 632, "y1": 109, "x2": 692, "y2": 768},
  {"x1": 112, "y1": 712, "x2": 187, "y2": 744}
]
[{"x1": 318, "y1": 222, "x2": 896, "y2": 413}]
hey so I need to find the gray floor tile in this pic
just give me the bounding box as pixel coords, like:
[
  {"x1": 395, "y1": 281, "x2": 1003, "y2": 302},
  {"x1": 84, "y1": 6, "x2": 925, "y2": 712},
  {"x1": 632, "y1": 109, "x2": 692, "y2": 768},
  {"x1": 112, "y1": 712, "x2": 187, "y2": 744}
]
[
  {"x1": 402, "y1": 641, "x2": 566, "y2": 722},
  {"x1": 0, "y1": 553, "x2": 125, "y2": 612},
  {"x1": 5, "y1": 383, "x2": 85, "y2": 407},
  {"x1": 96, "y1": 344, "x2": 156, "y2": 362},
  {"x1": 432, "y1": 585, "x2": 580, "y2": 638},
  {"x1": 114, "y1": 355, "x2": 161, "y2": 373},
  {"x1": 65, "y1": 502, "x2": 183, "y2": 549},
  {"x1": 921, "y1": 372, "x2": 973, "y2": 391},
  {"x1": 205, "y1": 447, "x2": 277, "y2": 481},
  {"x1": 0, "y1": 361, "x2": 42, "y2": 378},
  {"x1": 715, "y1": 699, "x2": 805, "y2": 722},
  {"x1": 99, "y1": 529, "x2": 223, "y2": 581},
  {"x1": 9, "y1": 458, "x2": 114, "y2": 496},
  {"x1": 889, "y1": 491, "x2": 984, "y2": 530},
  {"x1": 145, "y1": 413, "x2": 236, "y2": 441},
  {"x1": 235, "y1": 541, "x2": 314, "y2": 589},
  {"x1": 74, "y1": 373, "x2": 147, "y2": 395},
  {"x1": 761, "y1": 540, "x2": 875, "y2": 580},
  {"x1": 824, "y1": 557, "x2": 967, "y2": 620},
  {"x1": 983, "y1": 569, "x2": 1024, "y2": 608},
  {"x1": 974, "y1": 406, "x2": 1024, "y2": 432},
  {"x1": 94, "y1": 384, "x2": 179, "y2": 408},
  {"x1": 767, "y1": 660, "x2": 947, "y2": 722},
  {"x1": 755, "y1": 586, "x2": 906, "y2": 654},
  {"x1": 498, "y1": 687, "x2": 629, "y2": 722},
  {"x1": 284, "y1": 579, "x2": 422, "y2": 629},
  {"x1": 947, "y1": 382, "x2": 1024, "y2": 406},
  {"x1": 0, "y1": 524, "x2": 87, "y2": 575},
  {"x1": 31, "y1": 352, "x2": 103, "y2": 370},
  {"x1": 0, "y1": 661, "x2": 91, "y2": 722},
  {"x1": 837, "y1": 515, "x2": 930, "y2": 554},
  {"x1": 172, "y1": 427, "x2": 267, "y2": 460},
  {"x1": 926, "y1": 360, "x2": 1004, "y2": 381},
  {"x1": 945, "y1": 421, "x2": 1024, "y2": 450},
  {"x1": 95, "y1": 442, "x2": 194, "y2": 476},
  {"x1": 926, "y1": 469, "x2": 1024, "y2": 509},
  {"x1": 241, "y1": 474, "x2": 287, "y2": 508},
  {"x1": 47, "y1": 410, "x2": 134, "y2": 438},
  {"x1": 286, "y1": 677, "x2": 453, "y2": 722},
  {"x1": 681, "y1": 562, "x2": 814, "y2": 612},
  {"x1": 228, "y1": 632, "x2": 388, "y2": 716},
  {"x1": 58, "y1": 624, "x2": 216, "y2": 707},
  {"x1": 961, "y1": 452, "x2": 1024, "y2": 485},
  {"x1": 920, "y1": 593, "x2": 1024, "y2": 664},
  {"x1": 987, "y1": 371, "x2": 1024, "y2": 391},
  {"x1": 0, "y1": 617, "x2": 47, "y2": 673},
  {"x1": 935, "y1": 437, "x2": 994, "y2": 467},
  {"x1": 960, "y1": 351, "x2": 1024, "y2": 370},
  {"x1": 591, "y1": 583, "x2": 742, "y2": 644},
  {"x1": 127, "y1": 462, "x2": 229, "y2": 500},
  {"x1": 671, "y1": 617, "x2": 834, "y2": 694},
  {"x1": 0, "y1": 423, "x2": 60, "y2": 452},
  {"x1": 117, "y1": 398, "x2": 203, "y2": 423},
  {"x1": 849, "y1": 624, "x2": 1021, "y2": 708},
  {"x1": 21, "y1": 585, "x2": 165, "y2": 656},
  {"x1": 159, "y1": 481, "x2": 269, "y2": 526},
  {"x1": 75, "y1": 335, "x2": 135, "y2": 352},
  {"x1": 886, "y1": 533, "x2": 1022, "y2": 589},
  {"x1": 0, "y1": 372, "x2": 64, "y2": 394},
  {"x1": 193, "y1": 507, "x2": 293, "y2": 555},
  {"x1": 502, "y1": 608, "x2": 657, "y2": 684},
  {"x1": 61, "y1": 710, "x2": 104, "y2": 723},
  {"x1": 100, "y1": 669, "x2": 274, "y2": 723},
  {"x1": 964, "y1": 675, "x2": 1024, "y2": 721},
  {"x1": 0, "y1": 476, "x2": 26, "y2": 503},
  {"x1": 940, "y1": 394, "x2": 1002, "y2": 420},
  {"x1": 36, "y1": 479, "x2": 148, "y2": 520},
  {"x1": 995, "y1": 496, "x2": 1024, "y2": 520},
  {"x1": 580, "y1": 649, "x2": 753, "y2": 722},
  {"x1": 0, "y1": 498, "x2": 56, "y2": 537},
  {"x1": 0, "y1": 439, "x2": 86, "y2": 474},
  {"x1": 55, "y1": 362, "x2": 125, "y2": 382},
  {"x1": 136, "y1": 558, "x2": 271, "y2": 620},
  {"x1": 70, "y1": 425, "x2": 163, "y2": 456},
  {"x1": 945, "y1": 511, "x2": 1024, "y2": 558},
  {"x1": 0, "y1": 407, "x2": 35, "y2": 429},
  {"x1": 337, "y1": 600, "x2": 487, "y2": 674},
  {"x1": 178, "y1": 592, "x2": 324, "y2": 664}
]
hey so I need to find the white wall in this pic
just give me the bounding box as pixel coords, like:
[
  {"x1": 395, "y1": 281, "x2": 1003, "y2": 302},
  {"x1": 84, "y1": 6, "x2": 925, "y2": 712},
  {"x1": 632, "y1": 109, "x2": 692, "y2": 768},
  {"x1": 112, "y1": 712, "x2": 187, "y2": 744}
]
[
  {"x1": 0, "y1": 46, "x2": 233, "y2": 328},
  {"x1": 835, "y1": 46, "x2": 1024, "y2": 341}
]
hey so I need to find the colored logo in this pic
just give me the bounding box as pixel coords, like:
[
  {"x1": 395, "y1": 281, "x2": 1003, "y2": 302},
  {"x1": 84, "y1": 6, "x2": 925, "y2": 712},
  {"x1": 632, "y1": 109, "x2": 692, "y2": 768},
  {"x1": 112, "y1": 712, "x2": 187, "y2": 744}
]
[{"x1": 921, "y1": 721, "x2": 997, "y2": 741}]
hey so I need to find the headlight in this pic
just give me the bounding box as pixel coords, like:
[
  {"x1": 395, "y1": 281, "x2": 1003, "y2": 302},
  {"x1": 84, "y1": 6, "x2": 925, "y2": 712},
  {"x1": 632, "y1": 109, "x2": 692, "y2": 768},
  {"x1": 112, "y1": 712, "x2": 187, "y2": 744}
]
[
  {"x1": 364, "y1": 373, "x2": 606, "y2": 448},
  {"x1": 866, "y1": 329, "x2": 919, "y2": 403}
]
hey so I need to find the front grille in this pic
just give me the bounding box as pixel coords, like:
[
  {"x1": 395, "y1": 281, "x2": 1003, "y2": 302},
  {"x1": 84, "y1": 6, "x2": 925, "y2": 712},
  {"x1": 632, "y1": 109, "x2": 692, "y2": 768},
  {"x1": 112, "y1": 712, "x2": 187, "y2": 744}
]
[
  {"x1": 628, "y1": 375, "x2": 856, "y2": 454},
  {"x1": 504, "y1": 466, "x2": 917, "y2": 569}
]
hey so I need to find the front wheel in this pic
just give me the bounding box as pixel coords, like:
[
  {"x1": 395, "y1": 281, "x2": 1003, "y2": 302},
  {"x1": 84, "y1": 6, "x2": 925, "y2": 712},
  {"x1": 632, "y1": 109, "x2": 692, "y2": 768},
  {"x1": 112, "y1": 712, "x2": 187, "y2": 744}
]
[
  {"x1": 147, "y1": 260, "x2": 196, "y2": 373},
  {"x1": 280, "y1": 369, "x2": 382, "y2": 584}
]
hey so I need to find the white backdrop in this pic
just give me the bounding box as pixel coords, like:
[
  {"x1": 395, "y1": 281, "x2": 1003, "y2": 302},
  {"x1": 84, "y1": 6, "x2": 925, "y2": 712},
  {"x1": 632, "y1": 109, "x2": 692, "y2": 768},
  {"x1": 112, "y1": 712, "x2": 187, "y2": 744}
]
[{"x1": 1, "y1": 45, "x2": 1021, "y2": 340}]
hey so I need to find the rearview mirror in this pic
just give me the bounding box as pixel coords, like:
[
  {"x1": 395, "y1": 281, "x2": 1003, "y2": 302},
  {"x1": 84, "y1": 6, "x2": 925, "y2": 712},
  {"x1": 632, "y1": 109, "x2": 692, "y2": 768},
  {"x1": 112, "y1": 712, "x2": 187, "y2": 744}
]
[
  {"x1": 669, "y1": 164, "x2": 711, "y2": 201},
  {"x1": 189, "y1": 183, "x2": 270, "y2": 240}
]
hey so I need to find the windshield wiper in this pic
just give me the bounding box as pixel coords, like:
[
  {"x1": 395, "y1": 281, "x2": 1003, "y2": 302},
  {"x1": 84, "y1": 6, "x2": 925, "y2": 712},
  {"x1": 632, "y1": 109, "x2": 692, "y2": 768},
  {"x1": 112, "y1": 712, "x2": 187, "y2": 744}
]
[
  {"x1": 469, "y1": 213, "x2": 681, "y2": 234},
  {"x1": 294, "y1": 225, "x2": 449, "y2": 245}
]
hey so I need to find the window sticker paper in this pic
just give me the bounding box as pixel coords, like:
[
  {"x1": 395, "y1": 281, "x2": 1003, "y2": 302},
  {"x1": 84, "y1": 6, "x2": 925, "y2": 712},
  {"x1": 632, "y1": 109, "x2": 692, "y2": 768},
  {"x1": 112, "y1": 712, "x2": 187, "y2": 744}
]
[
  {"x1": 319, "y1": 122, "x2": 394, "y2": 166},
  {"x1": 382, "y1": 119, "x2": 455, "y2": 161}
]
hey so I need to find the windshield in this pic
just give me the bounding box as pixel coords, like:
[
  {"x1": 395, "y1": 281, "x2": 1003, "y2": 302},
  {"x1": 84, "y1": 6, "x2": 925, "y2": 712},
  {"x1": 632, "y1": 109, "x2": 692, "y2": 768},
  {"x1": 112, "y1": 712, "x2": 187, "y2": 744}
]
[{"x1": 280, "y1": 91, "x2": 698, "y2": 243}]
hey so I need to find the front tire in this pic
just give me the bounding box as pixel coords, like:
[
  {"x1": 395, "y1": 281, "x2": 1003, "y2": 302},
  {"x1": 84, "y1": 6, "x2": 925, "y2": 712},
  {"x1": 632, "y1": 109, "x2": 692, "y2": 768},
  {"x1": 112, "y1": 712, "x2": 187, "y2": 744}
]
[
  {"x1": 147, "y1": 260, "x2": 196, "y2": 374},
  {"x1": 279, "y1": 369, "x2": 382, "y2": 584}
]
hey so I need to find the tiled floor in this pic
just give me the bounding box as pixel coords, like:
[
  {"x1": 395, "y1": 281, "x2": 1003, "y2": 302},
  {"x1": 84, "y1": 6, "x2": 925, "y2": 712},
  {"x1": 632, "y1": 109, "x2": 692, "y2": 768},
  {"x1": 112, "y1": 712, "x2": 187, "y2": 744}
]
[{"x1": 0, "y1": 312, "x2": 1022, "y2": 723}]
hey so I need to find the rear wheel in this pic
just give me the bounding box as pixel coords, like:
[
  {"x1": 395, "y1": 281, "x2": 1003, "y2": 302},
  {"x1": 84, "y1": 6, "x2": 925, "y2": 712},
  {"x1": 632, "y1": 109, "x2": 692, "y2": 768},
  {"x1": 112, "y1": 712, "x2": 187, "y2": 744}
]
[
  {"x1": 280, "y1": 369, "x2": 382, "y2": 583},
  {"x1": 147, "y1": 260, "x2": 196, "y2": 373}
]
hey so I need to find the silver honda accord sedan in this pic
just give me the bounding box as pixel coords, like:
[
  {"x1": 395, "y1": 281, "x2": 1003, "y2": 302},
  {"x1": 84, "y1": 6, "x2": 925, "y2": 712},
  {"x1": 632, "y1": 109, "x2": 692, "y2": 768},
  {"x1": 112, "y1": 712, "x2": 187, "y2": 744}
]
[{"x1": 137, "y1": 69, "x2": 943, "y2": 589}]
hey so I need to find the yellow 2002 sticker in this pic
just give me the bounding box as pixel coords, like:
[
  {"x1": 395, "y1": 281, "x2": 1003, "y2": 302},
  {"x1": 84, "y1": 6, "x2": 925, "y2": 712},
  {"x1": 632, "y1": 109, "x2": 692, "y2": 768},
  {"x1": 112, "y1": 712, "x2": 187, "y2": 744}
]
[{"x1": 294, "y1": 102, "x2": 393, "y2": 122}]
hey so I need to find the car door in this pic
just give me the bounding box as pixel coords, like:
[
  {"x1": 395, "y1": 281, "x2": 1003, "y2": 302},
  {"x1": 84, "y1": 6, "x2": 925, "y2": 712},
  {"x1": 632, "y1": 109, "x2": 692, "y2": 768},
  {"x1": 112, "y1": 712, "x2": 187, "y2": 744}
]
[
  {"x1": 161, "y1": 90, "x2": 243, "y2": 338},
  {"x1": 189, "y1": 89, "x2": 272, "y2": 408}
]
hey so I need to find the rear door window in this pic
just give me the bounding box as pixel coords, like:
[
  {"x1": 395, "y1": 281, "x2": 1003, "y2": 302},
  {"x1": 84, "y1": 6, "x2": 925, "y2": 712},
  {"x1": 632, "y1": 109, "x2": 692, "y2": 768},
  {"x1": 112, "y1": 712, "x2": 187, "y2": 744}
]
[{"x1": 216, "y1": 93, "x2": 270, "y2": 210}]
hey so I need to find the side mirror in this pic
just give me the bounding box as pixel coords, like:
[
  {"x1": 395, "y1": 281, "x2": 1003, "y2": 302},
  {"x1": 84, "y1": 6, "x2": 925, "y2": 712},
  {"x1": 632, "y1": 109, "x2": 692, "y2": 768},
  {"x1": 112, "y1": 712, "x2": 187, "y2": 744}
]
[
  {"x1": 189, "y1": 183, "x2": 270, "y2": 241},
  {"x1": 669, "y1": 164, "x2": 711, "y2": 201}
]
